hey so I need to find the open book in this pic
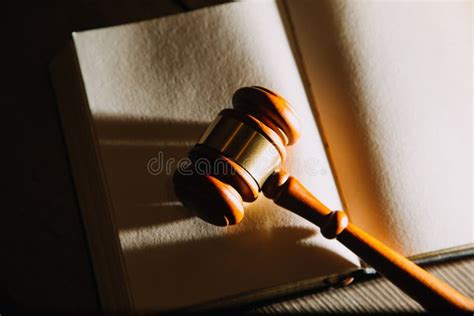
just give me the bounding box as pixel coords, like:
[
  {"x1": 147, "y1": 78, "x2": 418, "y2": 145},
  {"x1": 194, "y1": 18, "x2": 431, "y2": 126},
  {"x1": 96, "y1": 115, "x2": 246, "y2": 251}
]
[{"x1": 50, "y1": 0, "x2": 473, "y2": 312}]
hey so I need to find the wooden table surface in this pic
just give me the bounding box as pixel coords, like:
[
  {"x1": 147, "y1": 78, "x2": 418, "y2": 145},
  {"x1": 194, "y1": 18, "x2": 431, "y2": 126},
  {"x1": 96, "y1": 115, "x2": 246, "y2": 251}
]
[{"x1": 5, "y1": 0, "x2": 472, "y2": 313}]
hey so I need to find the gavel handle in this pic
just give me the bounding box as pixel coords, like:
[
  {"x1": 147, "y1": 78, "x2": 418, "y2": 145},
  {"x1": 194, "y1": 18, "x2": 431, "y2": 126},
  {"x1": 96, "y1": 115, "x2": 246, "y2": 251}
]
[{"x1": 263, "y1": 173, "x2": 474, "y2": 312}]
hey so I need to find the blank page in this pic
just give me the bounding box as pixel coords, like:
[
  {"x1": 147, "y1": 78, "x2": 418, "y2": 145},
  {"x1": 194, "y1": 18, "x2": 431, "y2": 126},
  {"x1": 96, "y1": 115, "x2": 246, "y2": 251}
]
[
  {"x1": 286, "y1": 0, "x2": 472, "y2": 256},
  {"x1": 73, "y1": 1, "x2": 359, "y2": 311}
]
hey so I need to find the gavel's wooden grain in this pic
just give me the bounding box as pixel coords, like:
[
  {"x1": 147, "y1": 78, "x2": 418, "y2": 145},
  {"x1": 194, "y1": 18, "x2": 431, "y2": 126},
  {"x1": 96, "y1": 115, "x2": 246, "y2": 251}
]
[
  {"x1": 175, "y1": 86, "x2": 474, "y2": 312},
  {"x1": 263, "y1": 171, "x2": 474, "y2": 312}
]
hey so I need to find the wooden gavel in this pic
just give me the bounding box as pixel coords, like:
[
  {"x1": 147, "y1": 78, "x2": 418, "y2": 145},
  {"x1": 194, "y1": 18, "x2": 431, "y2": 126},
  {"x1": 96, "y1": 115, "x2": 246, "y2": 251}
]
[{"x1": 173, "y1": 86, "x2": 474, "y2": 312}]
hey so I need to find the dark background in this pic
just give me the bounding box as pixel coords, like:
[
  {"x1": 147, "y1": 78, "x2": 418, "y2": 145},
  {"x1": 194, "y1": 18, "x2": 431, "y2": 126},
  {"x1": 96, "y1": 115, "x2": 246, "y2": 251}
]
[{"x1": 4, "y1": 0, "x2": 226, "y2": 313}]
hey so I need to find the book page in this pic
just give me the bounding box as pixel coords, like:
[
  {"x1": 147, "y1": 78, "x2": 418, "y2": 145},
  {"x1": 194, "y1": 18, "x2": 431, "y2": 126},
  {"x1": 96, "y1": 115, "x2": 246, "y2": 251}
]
[
  {"x1": 285, "y1": 0, "x2": 472, "y2": 256},
  {"x1": 72, "y1": 1, "x2": 359, "y2": 311}
]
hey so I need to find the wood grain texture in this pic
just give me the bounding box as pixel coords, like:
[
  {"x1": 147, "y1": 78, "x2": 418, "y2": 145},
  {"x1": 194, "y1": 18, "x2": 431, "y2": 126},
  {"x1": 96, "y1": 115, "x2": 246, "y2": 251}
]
[
  {"x1": 10, "y1": 0, "x2": 472, "y2": 312},
  {"x1": 251, "y1": 258, "x2": 474, "y2": 313},
  {"x1": 233, "y1": 86, "x2": 301, "y2": 145},
  {"x1": 177, "y1": 85, "x2": 474, "y2": 312},
  {"x1": 263, "y1": 172, "x2": 474, "y2": 312}
]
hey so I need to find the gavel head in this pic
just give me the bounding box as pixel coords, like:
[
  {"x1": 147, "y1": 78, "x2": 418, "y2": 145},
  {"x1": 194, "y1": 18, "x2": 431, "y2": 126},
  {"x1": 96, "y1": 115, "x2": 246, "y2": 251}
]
[{"x1": 173, "y1": 86, "x2": 300, "y2": 226}]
